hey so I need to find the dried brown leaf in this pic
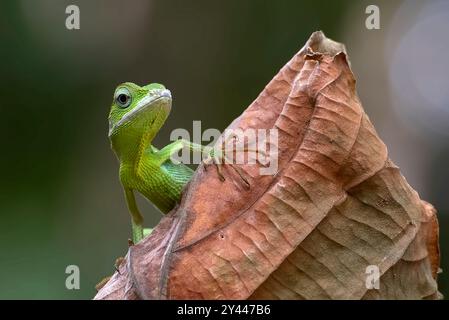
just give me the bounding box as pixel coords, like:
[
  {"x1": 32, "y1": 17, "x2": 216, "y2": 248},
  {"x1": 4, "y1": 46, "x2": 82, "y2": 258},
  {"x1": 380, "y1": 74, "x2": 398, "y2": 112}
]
[{"x1": 94, "y1": 31, "x2": 440, "y2": 300}]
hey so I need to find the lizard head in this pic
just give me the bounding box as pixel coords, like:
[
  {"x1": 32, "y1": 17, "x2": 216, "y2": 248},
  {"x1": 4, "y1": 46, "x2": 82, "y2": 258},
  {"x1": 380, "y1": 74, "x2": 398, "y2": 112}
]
[{"x1": 108, "y1": 82, "x2": 172, "y2": 139}]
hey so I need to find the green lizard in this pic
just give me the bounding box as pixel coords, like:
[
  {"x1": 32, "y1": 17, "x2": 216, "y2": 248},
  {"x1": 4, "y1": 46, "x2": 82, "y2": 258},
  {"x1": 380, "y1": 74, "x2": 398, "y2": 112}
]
[{"x1": 108, "y1": 82, "x2": 250, "y2": 244}]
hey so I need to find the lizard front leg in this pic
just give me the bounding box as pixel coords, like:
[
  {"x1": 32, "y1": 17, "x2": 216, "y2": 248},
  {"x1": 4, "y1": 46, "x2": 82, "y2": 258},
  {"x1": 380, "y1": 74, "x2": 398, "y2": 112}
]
[
  {"x1": 155, "y1": 139, "x2": 207, "y2": 163},
  {"x1": 157, "y1": 139, "x2": 255, "y2": 189},
  {"x1": 203, "y1": 134, "x2": 269, "y2": 189},
  {"x1": 156, "y1": 139, "x2": 227, "y2": 179}
]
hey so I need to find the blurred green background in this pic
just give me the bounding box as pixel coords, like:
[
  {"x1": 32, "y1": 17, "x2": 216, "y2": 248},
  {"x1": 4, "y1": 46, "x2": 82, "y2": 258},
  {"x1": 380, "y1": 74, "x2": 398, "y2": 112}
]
[{"x1": 0, "y1": 0, "x2": 447, "y2": 299}]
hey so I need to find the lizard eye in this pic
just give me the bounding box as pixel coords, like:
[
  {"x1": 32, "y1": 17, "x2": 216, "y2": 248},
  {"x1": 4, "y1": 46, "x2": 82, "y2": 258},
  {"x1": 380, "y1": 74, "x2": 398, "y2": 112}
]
[{"x1": 115, "y1": 88, "x2": 132, "y2": 108}]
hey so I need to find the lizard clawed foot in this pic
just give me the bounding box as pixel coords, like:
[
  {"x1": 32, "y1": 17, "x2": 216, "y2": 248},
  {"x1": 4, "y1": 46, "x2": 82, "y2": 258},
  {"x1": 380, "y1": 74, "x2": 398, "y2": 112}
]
[
  {"x1": 203, "y1": 156, "x2": 225, "y2": 181},
  {"x1": 201, "y1": 132, "x2": 273, "y2": 189},
  {"x1": 202, "y1": 150, "x2": 250, "y2": 190},
  {"x1": 203, "y1": 160, "x2": 249, "y2": 189}
]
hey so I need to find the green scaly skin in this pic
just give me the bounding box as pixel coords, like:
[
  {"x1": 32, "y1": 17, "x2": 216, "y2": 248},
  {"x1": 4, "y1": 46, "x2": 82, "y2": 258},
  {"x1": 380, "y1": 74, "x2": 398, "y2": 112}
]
[{"x1": 108, "y1": 82, "x2": 207, "y2": 244}]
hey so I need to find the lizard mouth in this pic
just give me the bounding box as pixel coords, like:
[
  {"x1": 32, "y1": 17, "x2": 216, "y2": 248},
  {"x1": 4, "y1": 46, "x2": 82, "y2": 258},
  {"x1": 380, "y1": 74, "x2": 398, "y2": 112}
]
[{"x1": 109, "y1": 89, "x2": 172, "y2": 136}]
